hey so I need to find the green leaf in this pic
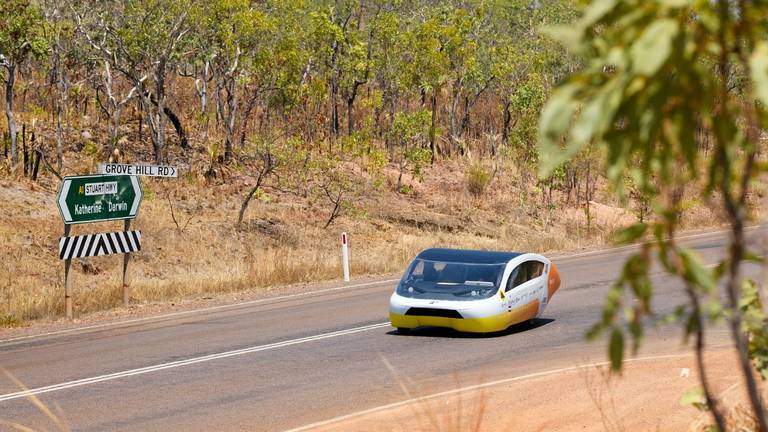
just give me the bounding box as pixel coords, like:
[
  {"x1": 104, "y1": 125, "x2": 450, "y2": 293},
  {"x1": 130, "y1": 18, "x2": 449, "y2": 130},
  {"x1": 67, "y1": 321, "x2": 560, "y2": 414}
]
[
  {"x1": 680, "y1": 387, "x2": 709, "y2": 412},
  {"x1": 580, "y1": 0, "x2": 619, "y2": 29},
  {"x1": 570, "y1": 80, "x2": 622, "y2": 148},
  {"x1": 542, "y1": 25, "x2": 581, "y2": 51},
  {"x1": 678, "y1": 248, "x2": 716, "y2": 293},
  {"x1": 629, "y1": 19, "x2": 679, "y2": 77},
  {"x1": 609, "y1": 328, "x2": 624, "y2": 371},
  {"x1": 743, "y1": 250, "x2": 764, "y2": 264},
  {"x1": 538, "y1": 84, "x2": 580, "y2": 177},
  {"x1": 750, "y1": 41, "x2": 768, "y2": 106},
  {"x1": 612, "y1": 223, "x2": 648, "y2": 245}
]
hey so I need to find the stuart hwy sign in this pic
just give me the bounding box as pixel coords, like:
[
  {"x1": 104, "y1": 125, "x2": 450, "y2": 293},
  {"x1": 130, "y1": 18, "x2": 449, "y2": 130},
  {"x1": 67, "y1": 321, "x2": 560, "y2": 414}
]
[{"x1": 57, "y1": 174, "x2": 142, "y2": 224}]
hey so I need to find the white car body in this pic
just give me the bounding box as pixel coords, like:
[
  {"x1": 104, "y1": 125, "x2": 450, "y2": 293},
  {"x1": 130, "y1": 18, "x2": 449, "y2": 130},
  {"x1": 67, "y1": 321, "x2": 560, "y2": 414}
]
[{"x1": 389, "y1": 249, "x2": 561, "y2": 333}]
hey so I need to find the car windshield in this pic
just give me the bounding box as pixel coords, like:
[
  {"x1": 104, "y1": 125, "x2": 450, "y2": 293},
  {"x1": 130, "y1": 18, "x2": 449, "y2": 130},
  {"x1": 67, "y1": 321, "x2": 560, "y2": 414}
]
[{"x1": 396, "y1": 259, "x2": 505, "y2": 301}]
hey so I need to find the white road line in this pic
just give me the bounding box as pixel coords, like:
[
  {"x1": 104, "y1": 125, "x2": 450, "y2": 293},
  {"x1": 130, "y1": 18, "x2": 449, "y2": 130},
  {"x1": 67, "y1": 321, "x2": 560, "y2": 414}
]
[
  {"x1": 283, "y1": 349, "x2": 734, "y2": 432},
  {"x1": 0, "y1": 279, "x2": 399, "y2": 344},
  {"x1": 0, "y1": 322, "x2": 390, "y2": 403}
]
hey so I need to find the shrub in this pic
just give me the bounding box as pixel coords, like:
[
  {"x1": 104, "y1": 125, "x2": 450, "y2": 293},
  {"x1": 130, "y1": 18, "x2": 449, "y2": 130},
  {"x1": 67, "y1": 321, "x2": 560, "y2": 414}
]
[{"x1": 466, "y1": 163, "x2": 491, "y2": 197}]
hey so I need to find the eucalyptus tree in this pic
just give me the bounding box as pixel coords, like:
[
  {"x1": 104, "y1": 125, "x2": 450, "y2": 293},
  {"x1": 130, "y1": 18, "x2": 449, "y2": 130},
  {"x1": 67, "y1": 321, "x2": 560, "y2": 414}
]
[
  {"x1": 388, "y1": 109, "x2": 432, "y2": 192},
  {"x1": 539, "y1": 1, "x2": 768, "y2": 429},
  {"x1": 307, "y1": 0, "x2": 368, "y2": 143},
  {"x1": 75, "y1": 0, "x2": 195, "y2": 164},
  {"x1": 436, "y1": 4, "x2": 489, "y2": 146},
  {"x1": 42, "y1": 0, "x2": 72, "y2": 171},
  {"x1": 0, "y1": 0, "x2": 48, "y2": 173},
  {"x1": 368, "y1": 4, "x2": 409, "y2": 140},
  {"x1": 403, "y1": 10, "x2": 449, "y2": 162},
  {"x1": 492, "y1": 0, "x2": 575, "y2": 157},
  {"x1": 337, "y1": 1, "x2": 374, "y2": 136},
  {"x1": 253, "y1": 0, "x2": 309, "y2": 141},
  {"x1": 196, "y1": 0, "x2": 276, "y2": 161}
]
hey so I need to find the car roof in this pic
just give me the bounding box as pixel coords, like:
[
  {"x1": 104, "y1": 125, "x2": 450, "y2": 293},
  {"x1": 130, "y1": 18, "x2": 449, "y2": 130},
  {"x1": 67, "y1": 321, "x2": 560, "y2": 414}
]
[{"x1": 416, "y1": 248, "x2": 523, "y2": 265}]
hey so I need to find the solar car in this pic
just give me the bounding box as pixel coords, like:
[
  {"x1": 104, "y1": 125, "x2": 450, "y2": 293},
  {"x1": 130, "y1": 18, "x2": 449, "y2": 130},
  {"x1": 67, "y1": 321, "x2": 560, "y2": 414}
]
[{"x1": 389, "y1": 248, "x2": 561, "y2": 334}]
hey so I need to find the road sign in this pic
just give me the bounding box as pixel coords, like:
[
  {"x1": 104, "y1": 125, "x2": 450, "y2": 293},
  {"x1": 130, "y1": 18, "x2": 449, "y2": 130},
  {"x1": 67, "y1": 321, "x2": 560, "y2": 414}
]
[
  {"x1": 57, "y1": 174, "x2": 142, "y2": 224},
  {"x1": 97, "y1": 163, "x2": 177, "y2": 177},
  {"x1": 59, "y1": 231, "x2": 141, "y2": 260}
]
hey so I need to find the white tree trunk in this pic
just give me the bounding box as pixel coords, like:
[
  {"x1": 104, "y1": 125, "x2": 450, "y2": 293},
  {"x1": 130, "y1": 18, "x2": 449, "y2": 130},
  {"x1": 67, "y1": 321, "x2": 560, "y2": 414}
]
[{"x1": 5, "y1": 63, "x2": 17, "y2": 172}]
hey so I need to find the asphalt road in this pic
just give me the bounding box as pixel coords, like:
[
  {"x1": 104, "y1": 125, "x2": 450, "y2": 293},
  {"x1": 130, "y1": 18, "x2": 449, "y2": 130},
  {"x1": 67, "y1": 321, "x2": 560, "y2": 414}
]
[{"x1": 0, "y1": 230, "x2": 759, "y2": 431}]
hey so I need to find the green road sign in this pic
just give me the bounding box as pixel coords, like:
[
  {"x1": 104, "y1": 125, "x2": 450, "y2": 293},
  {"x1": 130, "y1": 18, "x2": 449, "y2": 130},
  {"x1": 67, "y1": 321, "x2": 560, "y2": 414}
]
[{"x1": 57, "y1": 175, "x2": 143, "y2": 224}]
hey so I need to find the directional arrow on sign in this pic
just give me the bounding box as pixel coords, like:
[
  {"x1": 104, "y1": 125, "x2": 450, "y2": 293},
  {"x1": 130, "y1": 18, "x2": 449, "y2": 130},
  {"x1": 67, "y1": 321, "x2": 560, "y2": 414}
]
[{"x1": 57, "y1": 175, "x2": 143, "y2": 224}]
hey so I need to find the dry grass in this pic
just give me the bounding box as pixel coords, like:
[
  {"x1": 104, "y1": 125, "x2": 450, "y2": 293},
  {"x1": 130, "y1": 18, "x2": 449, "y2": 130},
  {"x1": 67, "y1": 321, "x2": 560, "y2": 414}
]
[
  {"x1": 379, "y1": 353, "x2": 488, "y2": 432},
  {"x1": 0, "y1": 149, "x2": 730, "y2": 324},
  {"x1": 0, "y1": 370, "x2": 70, "y2": 431},
  {"x1": 579, "y1": 364, "x2": 625, "y2": 432}
]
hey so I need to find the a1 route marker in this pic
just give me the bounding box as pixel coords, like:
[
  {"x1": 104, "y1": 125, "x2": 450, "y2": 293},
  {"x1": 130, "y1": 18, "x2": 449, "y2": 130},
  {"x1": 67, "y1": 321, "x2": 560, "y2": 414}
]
[
  {"x1": 97, "y1": 163, "x2": 178, "y2": 178},
  {"x1": 57, "y1": 174, "x2": 142, "y2": 224}
]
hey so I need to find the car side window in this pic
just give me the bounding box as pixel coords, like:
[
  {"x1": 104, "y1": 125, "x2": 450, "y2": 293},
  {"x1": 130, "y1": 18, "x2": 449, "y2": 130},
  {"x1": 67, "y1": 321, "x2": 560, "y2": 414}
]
[
  {"x1": 530, "y1": 261, "x2": 544, "y2": 278},
  {"x1": 506, "y1": 261, "x2": 545, "y2": 292}
]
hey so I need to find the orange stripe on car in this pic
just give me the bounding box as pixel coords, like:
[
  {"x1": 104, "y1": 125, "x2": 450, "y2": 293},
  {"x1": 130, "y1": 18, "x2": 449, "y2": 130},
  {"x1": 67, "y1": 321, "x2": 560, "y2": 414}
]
[{"x1": 548, "y1": 263, "x2": 561, "y2": 299}]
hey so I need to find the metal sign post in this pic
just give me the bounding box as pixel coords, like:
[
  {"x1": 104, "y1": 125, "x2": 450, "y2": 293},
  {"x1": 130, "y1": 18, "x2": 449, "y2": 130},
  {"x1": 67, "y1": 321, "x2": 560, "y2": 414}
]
[
  {"x1": 56, "y1": 174, "x2": 143, "y2": 319},
  {"x1": 63, "y1": 224, "x2": 72, "y2": 319},
  {"x1": 122, "y1": 219, "x2": 131, "y2": 306},
  {"x1": 341, "y1": 232, "x2": 350, "y2": 282}
]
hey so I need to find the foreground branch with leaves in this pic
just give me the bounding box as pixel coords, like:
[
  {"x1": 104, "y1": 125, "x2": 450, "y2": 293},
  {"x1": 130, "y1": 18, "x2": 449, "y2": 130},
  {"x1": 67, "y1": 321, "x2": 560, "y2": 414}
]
[{"x1": 539, "y1": 0, "x2": 768, "y2": 429}]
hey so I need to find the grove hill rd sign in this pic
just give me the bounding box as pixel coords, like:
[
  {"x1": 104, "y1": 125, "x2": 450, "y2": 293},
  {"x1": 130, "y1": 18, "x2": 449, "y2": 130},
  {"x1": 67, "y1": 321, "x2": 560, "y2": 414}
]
[
  {"x1": 98, "y1": 163, "x2": 177, "y2": 178},
  {"x1": 57, "y1": 174, "x2": 142, "y2": 224}
]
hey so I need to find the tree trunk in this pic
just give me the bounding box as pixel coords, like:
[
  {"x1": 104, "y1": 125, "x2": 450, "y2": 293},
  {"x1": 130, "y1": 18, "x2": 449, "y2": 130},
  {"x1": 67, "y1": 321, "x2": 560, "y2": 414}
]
[
  {"x1": 5, "y1": 64, "x2": 18, "y2": 172},
  {"x1": 22, "y1": 123, "x2": 28, "y2": 176},
  {"x1": 459, "y1": 95, "x2": 471, "y2": 137},
  {"x1": 109, "y1": 108, "x2": 123, "y2": 155},
  {"x1": 330, "y1": 74, "x2": 340, "y2": 143},
  {"x1": 195, "y1": 59, "x2": 210, "y2": 114},
  {"x1": 237, "y1": 172, "x2": 264, "y2": 225},
  {"x1": 223, "y1": 78, "x2": 237, "y2": 161},
  {"x1": 142, "y1": 91, "x2": 188, "y2": 149},
  {"x1": 429, "y1": 92, "x2": 437, "y2": 163},
  {"x1": 148, "y1": 65, "x2": 168, "y2": 165},
  {"x1": 347, "y1": 96, "x2": 355, "y2": 136},
  {"x1": 449, "y1": 84, "x2": 461, "y2": 143},
  {"x1": 501, "y1": 101, "x2": 512, "y2": 145},
  {"x1": 163, "y1": 103, "x2": 188, "y2": 149},
  {"x1": 137, "y1": 98, "x2": 143, "y2": 144},
  {"x1": 56, "y1": 72, "x2": 67, "y2": 173},
  {"x1": 239, "y1": 89, "x2": 260, "y2": 147},
  {"x1": 329, "y1": 36, "x2": 341, "y2": 145}
]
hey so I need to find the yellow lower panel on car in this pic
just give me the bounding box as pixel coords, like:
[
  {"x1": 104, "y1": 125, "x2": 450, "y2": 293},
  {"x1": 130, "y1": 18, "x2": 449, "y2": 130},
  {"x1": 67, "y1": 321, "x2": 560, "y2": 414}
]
[{"x1": 390, "y1": 300, "x2": 539, "y2": 333}]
